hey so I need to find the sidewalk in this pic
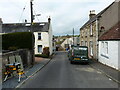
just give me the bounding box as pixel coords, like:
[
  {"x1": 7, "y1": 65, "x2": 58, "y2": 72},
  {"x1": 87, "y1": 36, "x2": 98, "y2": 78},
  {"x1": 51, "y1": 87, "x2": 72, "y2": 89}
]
[
  {"x1": 90, "y1": 60, "x2": 120, "y2": 84},
  {"x1": 2, "y1": 57, "x2": 51, "y2": 88}
]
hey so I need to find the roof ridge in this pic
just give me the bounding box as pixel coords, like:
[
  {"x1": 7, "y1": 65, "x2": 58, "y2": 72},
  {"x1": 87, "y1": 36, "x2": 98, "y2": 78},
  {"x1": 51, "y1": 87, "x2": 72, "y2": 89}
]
[{"x1": 80, "y1": 2, "x2": 115, "y2": 29}]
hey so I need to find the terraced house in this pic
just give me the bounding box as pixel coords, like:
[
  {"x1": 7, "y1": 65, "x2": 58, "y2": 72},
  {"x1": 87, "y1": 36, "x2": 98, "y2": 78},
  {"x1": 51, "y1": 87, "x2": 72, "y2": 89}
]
[
  {"x1": 80, "y1": 10, "x2": 99, "y2": 60},
  {"x1": 80, "y1": 1, "x2": 119, "y2": 60}
]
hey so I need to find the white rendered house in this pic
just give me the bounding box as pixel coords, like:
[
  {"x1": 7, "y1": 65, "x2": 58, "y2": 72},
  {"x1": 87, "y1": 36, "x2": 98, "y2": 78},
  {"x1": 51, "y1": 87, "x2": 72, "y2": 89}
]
[
  {"x1": 34, "y1": 18, "x2": 53, "y2": 55},
  {"x1": 2, "y1": 18, "x2": 53, "y2": 55},
  {"x1": 98, "y1": 22, "x2": 120, "y2": 70}
]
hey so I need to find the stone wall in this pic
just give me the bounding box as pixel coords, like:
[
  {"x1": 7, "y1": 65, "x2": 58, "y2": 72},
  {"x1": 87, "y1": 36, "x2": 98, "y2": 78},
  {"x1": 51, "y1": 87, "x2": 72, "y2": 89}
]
[{"x1": 2, "y1": 49, "x2": 33, "y2": 80}]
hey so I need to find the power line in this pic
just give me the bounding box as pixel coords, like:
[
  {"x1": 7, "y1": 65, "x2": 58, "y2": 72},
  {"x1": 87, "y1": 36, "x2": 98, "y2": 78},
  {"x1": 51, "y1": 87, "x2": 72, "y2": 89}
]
[
  {"x1": 18, "y1": 1, "x2": 28, "y2": 23},
  {"x1": 33, "y1": 9, "x2": 41, "y2": 22}
]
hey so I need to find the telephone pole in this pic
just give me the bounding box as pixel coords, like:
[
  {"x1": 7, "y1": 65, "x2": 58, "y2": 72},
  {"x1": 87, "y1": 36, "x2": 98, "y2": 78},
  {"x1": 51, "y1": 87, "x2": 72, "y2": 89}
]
[
  {"x1": 30, "y1": 0, "x2": 34, "y2": 65},
  {"x1": 73, "y1": 28, "x2": 74, "y2": 46},
  {"x1": 30, "y1": 0, "x2": 33, "y2": 26}
]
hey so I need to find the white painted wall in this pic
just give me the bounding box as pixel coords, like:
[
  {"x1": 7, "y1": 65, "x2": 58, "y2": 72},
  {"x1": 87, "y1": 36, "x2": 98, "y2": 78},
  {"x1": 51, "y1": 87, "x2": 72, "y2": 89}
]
[
  {"x1": 34, "y1": 32, "x2": 49, "y2": 54},
  {"x1": 99, "y1": 41, "x2": 119, "y2": 70},
  {"x1": 61, "y1": 38, "x2": 73, "y2": 49},
  {"x1": 118, "y1": 41, "x2": 120, "y2": 70},
  {"x1": 61, "y1": 37, "x2": 80, "y2": 49}
]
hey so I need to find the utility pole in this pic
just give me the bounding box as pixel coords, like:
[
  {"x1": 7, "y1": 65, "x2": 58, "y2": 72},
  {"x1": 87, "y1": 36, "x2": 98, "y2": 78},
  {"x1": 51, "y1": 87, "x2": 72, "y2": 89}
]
[
  {"x1": 30, "y1": 0, "x2": 34, "y2": 26},
  {"x1": 73, "y1": 28, "x2": 74, "y2": 46},
  {"x1": 30, "y1": 0, "x2": 34, "y2": 65}
]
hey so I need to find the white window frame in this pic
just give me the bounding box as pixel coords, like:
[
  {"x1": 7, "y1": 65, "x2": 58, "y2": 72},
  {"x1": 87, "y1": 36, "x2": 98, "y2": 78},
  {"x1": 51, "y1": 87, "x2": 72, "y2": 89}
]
[
  {"x1": 38, "y1": 45, "x2": 42, "y2": 53},
  {"x1": 90, "y1": 24, "x2": 93, "y2": 35},
  {"x1": 85, "y1": 29, "x2": 87, "y2": 36},
  {"x1": 105, "y1": 42, "x2": 108, "y2": 55},
  {"x1": 90, "y1": 41, "x2": 93, "y2": 56},
  {"x1": 81, "y1": 41, "x2": 84, "y2": 46},
  {"x1": 85, "y1": 41, "x2": 87, "y2": 46}
]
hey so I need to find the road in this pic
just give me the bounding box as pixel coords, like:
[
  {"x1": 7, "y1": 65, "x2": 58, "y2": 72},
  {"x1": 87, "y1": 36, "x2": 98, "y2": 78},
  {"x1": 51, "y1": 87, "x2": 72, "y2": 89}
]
[{"x1": 20, "y1": 51, "x2": 118, "y2": 88}]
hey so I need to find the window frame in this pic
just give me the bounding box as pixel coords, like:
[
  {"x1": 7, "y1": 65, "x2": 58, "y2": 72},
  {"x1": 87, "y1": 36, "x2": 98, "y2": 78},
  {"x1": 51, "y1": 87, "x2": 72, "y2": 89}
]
[
  {"x1": 38, "y1": 45, "x2": 42, "y2": 53},
  {"x1": 38, "y1": 33, "x2": 41, "y2": 40}
]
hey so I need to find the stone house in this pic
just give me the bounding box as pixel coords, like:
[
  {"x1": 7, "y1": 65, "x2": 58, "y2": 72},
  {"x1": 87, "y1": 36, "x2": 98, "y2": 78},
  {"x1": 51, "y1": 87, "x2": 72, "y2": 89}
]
[
  {"x1": 80, "y1": 1, "x2": 119, "y2": 60},
  {"x1": 80, "y1": 10, "x2": 99, "y2": 59},
  {"x1": 2, "y1": 18, "x2": 53, "y2": 55}
]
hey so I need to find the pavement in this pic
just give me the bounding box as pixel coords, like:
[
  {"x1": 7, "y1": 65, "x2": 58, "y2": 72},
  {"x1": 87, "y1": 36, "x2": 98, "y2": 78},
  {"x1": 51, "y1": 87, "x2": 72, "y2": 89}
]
[
  {"x1": 2, "y1": 57, "x2": 51, "y2": 89},
  {"x1": 90, "y1": 59, "x2": 120, "y2": 85}
]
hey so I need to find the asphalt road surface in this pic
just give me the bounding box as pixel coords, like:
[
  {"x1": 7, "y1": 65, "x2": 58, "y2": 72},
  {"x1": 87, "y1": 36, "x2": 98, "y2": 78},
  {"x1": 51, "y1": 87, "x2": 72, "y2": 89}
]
[{"x1": 20, "y1": 51, "x2": 118, "y2": 88}]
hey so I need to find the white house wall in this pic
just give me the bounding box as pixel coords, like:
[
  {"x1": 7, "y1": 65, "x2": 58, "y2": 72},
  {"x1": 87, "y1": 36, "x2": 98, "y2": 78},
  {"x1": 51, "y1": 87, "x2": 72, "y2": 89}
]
[
  {"x1": 34, "y1": 32, "x2": 49, "y2": 54},
  {"x1": 61, "y1": 38, "x2": 73, "y2": 49},
  {"x1": 99, "y1": 41, "x2": 119, "y2": 70},
  {"x1": 118, "y1": 41, "x2": 120, "y2": 70}
]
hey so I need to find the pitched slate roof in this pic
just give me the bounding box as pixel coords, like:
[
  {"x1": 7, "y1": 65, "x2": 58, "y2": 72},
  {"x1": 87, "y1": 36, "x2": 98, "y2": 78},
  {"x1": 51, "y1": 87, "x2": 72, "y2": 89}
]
[
  {"x1": 2, "y1": 22, "x2": 49, "y2": 33},
  {"x1": 98, "y1": 22, "x2": 120, "y2": 41},
  {"x1": 80, "y1": 2, "x2": 114, "y2": 30}
]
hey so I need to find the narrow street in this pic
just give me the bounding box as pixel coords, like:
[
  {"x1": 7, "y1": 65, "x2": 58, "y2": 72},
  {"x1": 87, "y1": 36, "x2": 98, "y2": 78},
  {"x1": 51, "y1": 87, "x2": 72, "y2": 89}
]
[{"x1": 20, "y1": 51, "x2": 118, "y2": 88}]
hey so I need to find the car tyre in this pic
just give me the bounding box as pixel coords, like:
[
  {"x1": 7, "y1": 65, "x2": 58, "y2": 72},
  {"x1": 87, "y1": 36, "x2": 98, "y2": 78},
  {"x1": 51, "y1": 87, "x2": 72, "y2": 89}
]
[{"x1": 70, "y1": 61, "x2": 74, "y2": 64}]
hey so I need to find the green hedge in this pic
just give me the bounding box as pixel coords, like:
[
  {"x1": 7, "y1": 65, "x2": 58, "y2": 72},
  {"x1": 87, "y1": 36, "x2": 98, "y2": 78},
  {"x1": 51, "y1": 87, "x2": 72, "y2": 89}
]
[
  {"x1": 2, "y1": 32, "x2": 34, "y2": 50},
  {"x1": 35, "y1": 54, "x2": 49, "y2": 58}
]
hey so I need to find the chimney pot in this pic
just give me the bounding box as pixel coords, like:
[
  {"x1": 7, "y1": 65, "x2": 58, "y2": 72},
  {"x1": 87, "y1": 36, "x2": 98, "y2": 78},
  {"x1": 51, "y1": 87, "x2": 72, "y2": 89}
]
[{"x1": 89, "y1": 10, "x2": 96, "y2": 19}]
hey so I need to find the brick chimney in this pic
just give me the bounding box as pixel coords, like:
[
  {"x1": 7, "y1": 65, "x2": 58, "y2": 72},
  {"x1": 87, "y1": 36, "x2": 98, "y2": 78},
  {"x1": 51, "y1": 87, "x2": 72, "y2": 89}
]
[{"x1": 89, "y1": 10, "x2": 96, "y2": 19}]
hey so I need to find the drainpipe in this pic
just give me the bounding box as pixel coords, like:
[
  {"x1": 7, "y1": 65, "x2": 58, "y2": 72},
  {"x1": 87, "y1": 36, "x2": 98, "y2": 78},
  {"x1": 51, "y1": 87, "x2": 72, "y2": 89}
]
[{"x1": 96, "y1": 18, "x2": 99, "y2": 61}]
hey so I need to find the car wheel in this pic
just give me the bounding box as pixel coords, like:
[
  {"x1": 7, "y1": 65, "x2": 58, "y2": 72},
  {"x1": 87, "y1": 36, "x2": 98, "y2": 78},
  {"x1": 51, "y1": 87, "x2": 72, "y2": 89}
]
[{"x1": 70, "y1": 61, "x2": 73, "y2": 64}]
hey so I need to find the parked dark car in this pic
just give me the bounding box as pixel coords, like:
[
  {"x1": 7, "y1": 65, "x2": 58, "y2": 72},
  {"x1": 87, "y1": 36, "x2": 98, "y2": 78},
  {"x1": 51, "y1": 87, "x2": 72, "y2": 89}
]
[{"x1": 68, "y1": 46, "x2": 89, "y2": 64}]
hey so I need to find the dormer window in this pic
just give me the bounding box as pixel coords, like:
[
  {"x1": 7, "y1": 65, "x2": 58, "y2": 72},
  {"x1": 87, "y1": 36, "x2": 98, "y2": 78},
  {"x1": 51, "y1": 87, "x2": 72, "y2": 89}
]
[{"x1": 100, "y1": 26, "x2": 105, "y2": 32}]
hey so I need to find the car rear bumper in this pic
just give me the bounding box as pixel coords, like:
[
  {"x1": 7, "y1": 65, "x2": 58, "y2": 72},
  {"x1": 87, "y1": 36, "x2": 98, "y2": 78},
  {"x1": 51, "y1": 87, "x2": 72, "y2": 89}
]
[{"x1": 71, "y1": 58, "x2": 89, "y2": 63}]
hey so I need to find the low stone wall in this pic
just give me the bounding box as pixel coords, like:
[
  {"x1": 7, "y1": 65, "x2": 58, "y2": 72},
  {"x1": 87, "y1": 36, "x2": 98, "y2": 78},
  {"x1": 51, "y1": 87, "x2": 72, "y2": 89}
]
[{"x1": 2, "y1": 49, "x2": 33, "y2": 80}]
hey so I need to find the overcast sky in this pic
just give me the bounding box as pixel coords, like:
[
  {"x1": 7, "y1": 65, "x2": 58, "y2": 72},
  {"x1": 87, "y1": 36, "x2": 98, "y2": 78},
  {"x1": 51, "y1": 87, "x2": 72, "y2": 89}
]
[{"x1": 0, "y1": 0, "x2": 115, "y2": 36}]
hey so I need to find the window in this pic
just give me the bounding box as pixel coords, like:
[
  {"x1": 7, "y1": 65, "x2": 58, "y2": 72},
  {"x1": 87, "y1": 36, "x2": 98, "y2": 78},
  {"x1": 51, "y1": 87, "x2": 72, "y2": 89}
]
[
  {"x1": 101, "y1": 42, "x2": 109, "y2": 59},
  {"x1": 81, "y1": 41, "x2": 84, "y2": 46},
  {"x1": 85, "y1": 41, "x2": 87, "y2": 46},
  {"x1": 89, "y1": 41, "x2": 93, "y2": 56},
  {"x1": 90, "y1": 25, "x2": 93, "y2": 35},
  {"x1": 105, "y1": 42, "x2": 108, "y2": 54},
  {"x1": 85, "y1": 29, "x2": 87, "y2": 36},
  {"x1": 38, "y1": 45, "x2": 42, "y2": 53},
  {"x1": 102, "y1": 41, "x2": 104, "y2": 48},
  {"x1": 38, "y1": 33, "x2": 41, "y2": 40}
]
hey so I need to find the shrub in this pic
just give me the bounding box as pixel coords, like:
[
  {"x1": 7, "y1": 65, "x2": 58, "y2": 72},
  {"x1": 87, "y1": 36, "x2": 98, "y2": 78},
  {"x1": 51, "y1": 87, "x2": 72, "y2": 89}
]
[
  {"x1": 2, "y1": 32, "x2": 34, "y2": 50},
  {"x1": 8, "y1": 46, "x2": 18, "y2": 51},
  {"x1": 35, "y1": 54, "x2": 49, "y2": 58},
  {"x1": 43, "y1": 47, "x2": 49, "y2": 56}
]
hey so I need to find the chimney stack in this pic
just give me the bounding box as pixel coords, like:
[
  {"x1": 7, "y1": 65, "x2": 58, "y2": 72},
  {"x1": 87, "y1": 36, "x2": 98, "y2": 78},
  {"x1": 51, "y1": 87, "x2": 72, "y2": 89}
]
[
  {"x1": 0, "y1": 18, "x2": 3, "y2": 23},
  {"x1": 89, "y1": 10, "x2": 96, "y2": 19},
  {"x1": 48, "y1": 16, "x2": 51, "y2": 23}
]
